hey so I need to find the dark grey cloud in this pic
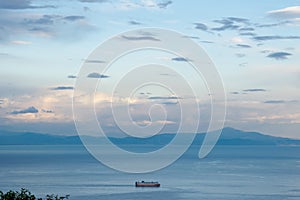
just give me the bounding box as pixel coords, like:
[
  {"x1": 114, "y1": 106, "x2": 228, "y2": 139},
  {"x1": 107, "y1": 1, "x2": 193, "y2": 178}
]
[
  {"x1": 121, "y1": 35, "x2": 160, "y2": 41},
  {"x1": 253, "y1": 35, "x2": 300, "y2": 41},
  {"x1": 78, "y1": 0, "x2": 108, "y2": 2},
  {"x1": 0, "y1": 11, "x2": 93, "y2": 42},
  {"x1": 63, "y1": 16, "x2": 85, "y2": 22},
  {"x1": 157, "y1": 1, "x2": 172, "y2": 9},
  {"x1": 10, "y1": 106, "x2": 38, "y2": 115},
  {"x1": 171, "y1": 57, "x2": 190, "y2": 62},
  {"x1": 236, "y1": 53, "x2": 246, "y2": 58},
  {"x1": 194, "y1": 23, "x2": 208, "y2": 31},
  {"x1": 236, "y1": 44, "x2": 251, "y2": 48},
  {"x1": 267, "y1": 52, "x2": 292, "y2": 60},
  {"x1": 231, "y1": 92, "x2": 240, "y2": 95},
  {"x1": 87, "y1": 72, "x2": 110, "y2": 78},
  {"x1": 200, "y1": 40, "x2": 214, "y2": 44},
  {"x1": 42, "y1": 109, "x2": 54, "y2": 113},
  {"x1": 83, "y1": 6, "x2": 90, "y2": 11},
  {"x1": 0, "y1": 0, "x2": 55, "y2": 9},
  {"x1": 256, "y1": 21, "x2": 290, "y2": 28},
  {"x1": 212, "y1": 24, "x2": 240, "y2": 31},
  {"x1": 264, "y1": 100, "x2": 299, "y2": 104},
  {"x1": 0, "y1": 53, "x2": 9, "y2": 56},
  {"x1": 67, "y1": 75, "x2": 77, "y2": 79},
  {"x1": 239, "y1": 27, "x2": 255, "y2": 31},
  {"x1": 29, "y1": 27, "x2": 51, "y2": 33},
  {"x1": 161, "y1": 101, "x2": 178, "y2": 105},
  {"x1": 128, "y1": 20, "x2": 142, "y2": 25},
  {"x1": 263, "y1": 100, "x2": 286, "y2": 104},
  {"x1": 239, "y1": 26, "x2": 256, "y2": 36},
  {"x1": 84, "y1": 59, "x2": 105, "y2": 63},
  {"x1": 24, "y1": 15, "x2": 85, "y2": 25},
  {"x1": 240, "y1": 32, "x2": 256, "y2": 36},
  {"x1": 182, "y1": 35, "x2": 200, "y2": 39},
  {"x1": 211, "y1": 17, "x2": 249, "y2": 31},
  {"x1": 212, "y1": 22, "x2": 240, "y2": 31},
  {"x1": 148, "y1": 96, "x2": 182, "y2": 100},
  {"x1": 261, "y1": 50, "x2": 272, "y2": 54},
  {"x1": 243, "y1": 89, "x2": 267, "y2": 92},
  {"x1": 0, "y1": 0, "x2": 31, "y2": 9},
  {"x1": 23, "y1": 15, "x2": 60, "y2": 25},
  {"x1": 51, "y1": 86, "x2": 74, "y2": 90},
  {"x1": 227, "y1": 17, "x2": 250, "y2": 24}
]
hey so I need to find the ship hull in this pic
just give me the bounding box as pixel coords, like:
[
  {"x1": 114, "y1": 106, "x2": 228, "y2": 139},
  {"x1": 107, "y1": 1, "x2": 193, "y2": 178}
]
[{"x1": 135, "y1": 181, "x2": 160, "y2": 187}]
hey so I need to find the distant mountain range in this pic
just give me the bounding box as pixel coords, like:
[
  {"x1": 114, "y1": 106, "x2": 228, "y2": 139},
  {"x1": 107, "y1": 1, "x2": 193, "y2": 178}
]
[{"x1": 0, "y1": 127, "x2": 299, "y2": 146}]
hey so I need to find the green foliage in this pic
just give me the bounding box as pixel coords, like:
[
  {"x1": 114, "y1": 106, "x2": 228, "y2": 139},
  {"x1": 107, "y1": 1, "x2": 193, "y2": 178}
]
[
  {"x1": 0, "y1": 189, "x2": 69, "y2": 200},
  {"x1": 0, "y1": 188, "x2": 35, "y2": 200},
  {"x1": 45, "y1": 194, "x2": 69, "y2": 200}
]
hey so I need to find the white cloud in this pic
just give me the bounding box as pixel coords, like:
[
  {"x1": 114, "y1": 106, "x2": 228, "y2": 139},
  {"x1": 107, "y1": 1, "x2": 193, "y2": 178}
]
[
  {"x1": 142, "y1": 0, "x2": 157, "y2": 8},
  {"x1": 135, "y1": 119, "x2": 176, "y2": 126},
  {"x1": 11, "y1": 40, "x2": 32, "y2": 45},
  {"x1": 2, "y1": 90, "x2": 74, "y2": 123},
  {"x1": 290, "y1": 18, "x2": 300, "y2": 26},
  {"x1": 231, "y1": 37, "x2": 245, "y2": 43},
  {"x1": 116, "y1": 0, "x2": 172, "y2": 10},
  {"x1": 226, "y1": 98, "x2": 300, "y2": 125},
  {"x1": 0, "y1": 11, "x2": 94, "y2": 43},
  {"x1": 268, "y1": 6, "x2": 300, "y2": 18}
]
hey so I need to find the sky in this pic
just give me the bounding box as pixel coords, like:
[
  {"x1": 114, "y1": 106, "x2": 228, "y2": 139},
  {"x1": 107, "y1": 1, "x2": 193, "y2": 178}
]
[{"x1": 0, "y1": 0, "x2": 299, "y2": 139}]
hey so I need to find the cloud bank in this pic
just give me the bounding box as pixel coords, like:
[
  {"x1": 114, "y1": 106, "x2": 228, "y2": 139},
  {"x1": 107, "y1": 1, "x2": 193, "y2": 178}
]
[
  {"x1": 0, "y1": 0, "x2": 54, "y2": 9},
  {"x1": 51, "y1": 86, "x2": 74, "y2": 90},
  {"x1": 268, "y1": 6, "x2": 300, "y2": 18},
  {"x1": 10, "y1": 106, "x2": 39, "y2": 115},
  {"x1": 267, "y1": 52, "x2": 292, "y2": 60},
  {"x1": 243, "y1": 89, "x2": 267, "y2": 92},
  {"x1": 87, "y1": 72, "x2": 110, "y2": 78}
]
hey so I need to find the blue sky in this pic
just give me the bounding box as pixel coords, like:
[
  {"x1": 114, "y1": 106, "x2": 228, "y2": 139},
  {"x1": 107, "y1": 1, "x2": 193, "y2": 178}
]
[{"x1": 0, "y1": 0, "x2": 300, "y2": 138}]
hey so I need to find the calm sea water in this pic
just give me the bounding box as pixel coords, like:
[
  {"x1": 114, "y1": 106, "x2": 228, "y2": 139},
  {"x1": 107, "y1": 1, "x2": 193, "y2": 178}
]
[{"x1": 0, "y1": 145, "x2": 300, "y2": 200}]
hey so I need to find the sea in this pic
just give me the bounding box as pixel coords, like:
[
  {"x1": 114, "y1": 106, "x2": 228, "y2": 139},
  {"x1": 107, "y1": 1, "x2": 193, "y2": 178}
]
[{"x1": 0, "y1": 145, "x2": 300, "y2": 200}]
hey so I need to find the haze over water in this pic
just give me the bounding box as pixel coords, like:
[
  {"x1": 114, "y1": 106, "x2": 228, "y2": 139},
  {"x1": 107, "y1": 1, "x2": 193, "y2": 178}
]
[{"x1": 1, "y1": 145, "x2": 300, "y2": 200}]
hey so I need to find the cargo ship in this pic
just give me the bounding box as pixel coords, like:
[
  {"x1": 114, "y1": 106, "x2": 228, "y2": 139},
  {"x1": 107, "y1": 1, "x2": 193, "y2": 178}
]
[{"x1": 135, "y1": 181, "x2": 160, "y2": 187}]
